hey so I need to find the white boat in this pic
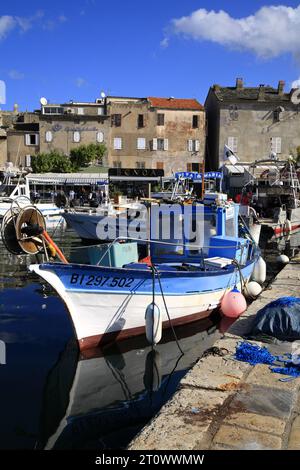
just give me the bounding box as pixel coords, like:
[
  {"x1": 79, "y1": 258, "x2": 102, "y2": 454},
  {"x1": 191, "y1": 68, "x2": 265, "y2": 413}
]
[{"x1": 0, "y1": 174, "x2": 65, "y2": 230}]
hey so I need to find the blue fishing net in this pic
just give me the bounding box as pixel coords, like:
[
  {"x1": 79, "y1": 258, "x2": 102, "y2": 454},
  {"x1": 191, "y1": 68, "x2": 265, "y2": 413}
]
[
  {"x1": 235, "y1": 342, "x2": 276, "y2": 365},
  {"x1": 235, "y1": 341, "x2": 300, "y2": 379}
]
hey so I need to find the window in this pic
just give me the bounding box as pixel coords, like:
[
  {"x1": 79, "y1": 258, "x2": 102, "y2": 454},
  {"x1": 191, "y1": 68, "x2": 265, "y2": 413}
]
[
  {"x1": 156, "y1": 162, "x2": 164, "y2": 170},
  {"x1": 113, "y1": 161, "x2": 122, "y2": 168},
  {"x1": 138, "y1": 114, "x2": 144, "y2": 128},
  {"x1": 137, "y1": 137, "x2": 146, "y2": 150},
  {"x1": 271, "y1": 137, "x2": 282, "y2": 154},
  {"x1": 229, "y1": 105, "x2": 239, "y2": 121},
  {"x1": 25, "y1": 155, "x2": 31, "y2": 167},
  {"x1": 187, "y1": 163, "x2": 202, "y2": 172},
  {"x1": 227, "y1": 137, "x2": 238, "y2": 153},
  {"x1": 77, "y1": 107, "x2": 84, "y2": 115},
  {"x1": 273, "y1": 107, "x2": 284, "y2": 122},
  {"x1": 73, "y1": 131, "x2": 81, "y2": 143},
  {"x1": 111, "y1": 114, "x2": 122, "y2": 127},
  {"x1": 187, "y1": 140, "x2": 200, "y2": 152},
  {"x1": 96, "y1": 131, "x2": 104, "y2": 143},
  {"x1": 25, "y1": 134, "x2": 39, "y2": 146},
  {"x1": 192, "y1": 115, "x2": 199, "y2": 128},
  {"x1": 45, "y1": 131, "x2": 53, "y2": 143},
  {"x1": 157, "y1": 113, "x2": 164, "y2": 126},
  {"x1": 43, "y1": 107, "x2": 64, "y2": 115},
  {"x1": 136, "y1": 162, "x2": 145, "y2": 169},
  {"x1": 113, "y1": 137, "x2": 122, "y2": 150},
  {"x1": 152, "y1": 138, "x2": 168, "y2": 151},
  {"x1": 98, "y1": 107, "x2": 105, "y2": 115}
]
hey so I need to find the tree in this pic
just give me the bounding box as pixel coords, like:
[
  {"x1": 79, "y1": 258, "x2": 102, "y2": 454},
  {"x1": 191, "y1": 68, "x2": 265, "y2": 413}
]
[
  {"x1": 31, "y1": 151, "x2": 73, "y2": 173},
  {"x1": 70, "y1": 143, "x2": 107, "y2": 170}
]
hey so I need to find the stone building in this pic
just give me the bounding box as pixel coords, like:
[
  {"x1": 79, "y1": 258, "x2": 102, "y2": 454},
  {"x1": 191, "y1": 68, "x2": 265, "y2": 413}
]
[
  {"x1": 3, "y1": 95, "x2": 205, "y2": 176},
  {"x1": 0, "y1": 107, "x2": 18, "y2": 168},
  {"x1": 205, "y1": 78, "x2": 300, "y2": 170},
  {"x1": 107, "y1": 96, "x2": 205, "y2": 175}
]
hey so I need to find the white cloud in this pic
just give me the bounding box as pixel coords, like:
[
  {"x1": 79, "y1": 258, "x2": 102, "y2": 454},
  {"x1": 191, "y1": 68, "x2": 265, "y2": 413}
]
[
  {"x1": 0, "y1": 11, "x2": 44, "y2": 40},
  {"x1": 8, "y1": 69, "x2": 25, "y2": 80},
  {"x1": 292, "y1": 78, "x2": 300, "y2": 88},
  {"x1": 0, "y1": 16, "x2": 16, "y2": 40},
  {"x1": 160, "y1": 37, "x2": 169, "y2": 49},
  {"x1": 76, "y1": 77, "x2": 88, "y2": 88},
  {"x1": 172, "y1": 5, "x2": 300, "y2": 59}
]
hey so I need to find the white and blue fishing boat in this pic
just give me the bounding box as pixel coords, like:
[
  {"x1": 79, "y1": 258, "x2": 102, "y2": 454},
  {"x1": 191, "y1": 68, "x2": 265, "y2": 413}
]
[{"x1": 2, "y1": 195, "x2": 259, "y2": 351}]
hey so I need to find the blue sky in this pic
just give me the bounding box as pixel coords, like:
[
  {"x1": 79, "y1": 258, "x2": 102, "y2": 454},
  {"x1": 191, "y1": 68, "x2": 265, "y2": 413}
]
[{"x1": 1, "y1": 0, "x2": 300, "y2": 110}]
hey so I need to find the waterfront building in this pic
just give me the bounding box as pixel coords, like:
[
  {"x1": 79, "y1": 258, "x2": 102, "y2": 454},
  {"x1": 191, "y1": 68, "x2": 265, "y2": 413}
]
[{"x1": 205, "y1": 78, "x2": 300, "y2": 170}]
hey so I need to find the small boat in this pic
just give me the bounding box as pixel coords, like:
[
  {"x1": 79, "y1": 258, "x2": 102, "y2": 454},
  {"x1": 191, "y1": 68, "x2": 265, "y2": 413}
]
[
  {"x1": 1, "y1": 193, "x2": 260, "y2": 351},
  {"x1": 0, "y1": 173, "x2": 65, "y2": 230}
]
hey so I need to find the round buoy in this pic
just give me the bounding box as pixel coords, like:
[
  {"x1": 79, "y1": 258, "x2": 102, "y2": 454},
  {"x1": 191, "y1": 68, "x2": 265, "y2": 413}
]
[
  {"x1": 251, "y1": 256, "x2": 266, "y2": 284},
  {"x1": 249, "y1": 223, "x2": 261, "y2": 245},
  {"x1": 244, "y1": 281, "x2": 262, "y2": 299},
  {"x1": 276, "y1": 254, "x2": 289, "y2": 264},
  {"x1": 145, "y1": 302, "x2": 162, "y2": 345},
  {"x1": 221, "y1": 288, "x2": 247, "y2": 318}
]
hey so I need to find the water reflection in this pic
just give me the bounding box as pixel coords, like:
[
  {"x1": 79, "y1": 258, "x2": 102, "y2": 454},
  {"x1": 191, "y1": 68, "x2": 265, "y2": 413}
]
[{"x1": 37, "y1": 319, "x2": 219, "y2": 450}]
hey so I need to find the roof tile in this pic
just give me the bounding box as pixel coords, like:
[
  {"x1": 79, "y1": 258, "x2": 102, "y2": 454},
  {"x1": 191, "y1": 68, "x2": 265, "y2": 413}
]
[{"x1": 148, "y1": 97, "x2": 204, "y2": 110}]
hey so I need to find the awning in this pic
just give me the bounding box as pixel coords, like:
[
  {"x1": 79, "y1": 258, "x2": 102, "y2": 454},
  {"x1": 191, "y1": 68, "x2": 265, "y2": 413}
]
[{"x1": 26, "y1": 173, "x2": 109, "y2": 185}]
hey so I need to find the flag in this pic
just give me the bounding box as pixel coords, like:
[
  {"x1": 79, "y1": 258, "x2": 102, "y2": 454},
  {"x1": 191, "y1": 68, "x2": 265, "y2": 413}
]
[{"x1": 223, "y1": 144, "x2": 239, "y2": 165}]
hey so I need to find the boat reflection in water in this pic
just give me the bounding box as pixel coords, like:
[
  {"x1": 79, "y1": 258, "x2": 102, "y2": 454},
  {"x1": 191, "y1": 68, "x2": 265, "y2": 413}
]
[{"x1": 37, "y1": 316, "x2": 220, "y2": 450}]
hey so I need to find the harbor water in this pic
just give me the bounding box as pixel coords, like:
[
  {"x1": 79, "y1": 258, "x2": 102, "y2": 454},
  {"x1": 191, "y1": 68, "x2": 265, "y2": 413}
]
[{"x1": 0, "y1": 227, "x2": 299, "y2": 449}]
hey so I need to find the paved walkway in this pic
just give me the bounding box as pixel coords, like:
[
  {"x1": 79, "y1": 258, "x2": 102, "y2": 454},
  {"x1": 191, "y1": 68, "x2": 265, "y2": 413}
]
[{"x1": 129, "y1": 262, "x2": 300, "y2": 450}]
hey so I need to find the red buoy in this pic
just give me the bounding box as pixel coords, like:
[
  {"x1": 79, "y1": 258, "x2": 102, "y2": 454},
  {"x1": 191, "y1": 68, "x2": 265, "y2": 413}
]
[{"x1": 221, "y1": 288, "x2": 247, "y2": 318}]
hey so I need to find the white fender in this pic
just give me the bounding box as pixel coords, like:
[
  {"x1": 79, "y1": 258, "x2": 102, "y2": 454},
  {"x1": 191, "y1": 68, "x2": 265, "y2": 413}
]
[
  {"x1": 249, "y1": 223, "x2": 261, "y2": 245},
  {"x1": 285, "y1": 220, "x2": 292, "y2": 232},
  {"x1": 145, "y1": 302, "x2": 162, "y2": 345},
  {"x1": 276, "y1": 254, "x2": 289, "y2": 264},
  {"x1": 244, "y1": 281, "x2": 262, "y2": 299},
  {"x1": 251, "y1": 256, "x2": 266, "y2": 284}
]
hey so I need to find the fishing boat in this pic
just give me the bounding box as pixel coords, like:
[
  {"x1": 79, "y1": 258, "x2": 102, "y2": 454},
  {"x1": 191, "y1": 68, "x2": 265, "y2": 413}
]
[
  {"x1": 0, "y1": 173, "x2": 65, "y2": 229},
  {"x1": 1, "y1": 193, "x2": 260, "y2": 351}
]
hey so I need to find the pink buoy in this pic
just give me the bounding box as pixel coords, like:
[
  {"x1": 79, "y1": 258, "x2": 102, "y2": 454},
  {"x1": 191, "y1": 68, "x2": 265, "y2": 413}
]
[{"x1": 221, "y1": 287, "x2": 247, "y2": 318}]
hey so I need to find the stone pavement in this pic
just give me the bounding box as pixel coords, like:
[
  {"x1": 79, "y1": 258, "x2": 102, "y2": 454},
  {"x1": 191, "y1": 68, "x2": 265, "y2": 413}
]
[{"x1": 129, "y1": 262, "x2": 300, "y2": 450}]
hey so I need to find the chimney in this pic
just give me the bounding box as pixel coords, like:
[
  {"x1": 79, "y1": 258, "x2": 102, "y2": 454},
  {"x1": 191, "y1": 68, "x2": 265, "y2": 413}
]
[
  {"x1": 236, "y1": 78, "x2": 244, "y2": 89},
  {"x1": 278, "y1": 80, "x2": 285, "y2": 95},
  {"x1": 213, "y1": 84, "x2": 220, "y2": 92},
  {"x1": 258, "y1": 84, "x2": 265, "y2": 100}
]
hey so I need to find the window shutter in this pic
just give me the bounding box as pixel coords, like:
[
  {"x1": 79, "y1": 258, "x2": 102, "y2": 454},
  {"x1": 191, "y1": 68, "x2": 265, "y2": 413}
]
[
  {"x1": 276, "y1": 137, "x2": 282, "y2": 153},
  {"x1": 73, "y1": 131, "x2": 80, "y2": 143},
  {"x1": 187, "y1": 163, "x2": 192, "y2": 172},
  {"x1": 96, "y1": 131, "x2": 104, "y2": 143},
  {"x1": 25, "y1": 155, "x2": 31, "y2": 167},
  {"x1": 35, "y1": 134, "x2": 39, "y2": 146},
  {"x1": 152, "y1": 138, "x2": 157, "y2": 151},
  {"x1": 188, "y1": 140, "x2": 193, "y2": 152},
  {"x1": 25, "y1": 134, "x2": 30, "y2": 146},
  {"x1": 164, "y1": 138, "x2": 168, "y2": 151},
  {"x1": 45, "y1": 131, "x2": 52, "y2": 143},
  {"x1": 195, "y1": 140, "x2": 200, "y2": 152},
  {"x1": 228, "y1": 137, "x2": 237, "y2": 153}
]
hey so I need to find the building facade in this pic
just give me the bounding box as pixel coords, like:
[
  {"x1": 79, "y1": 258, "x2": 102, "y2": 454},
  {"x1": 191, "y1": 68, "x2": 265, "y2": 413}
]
[
  {"x1": 107, "y1": 96, "x2": 205, "y2": 175},
  {"x1": 3, "y1": 95, "x2": 205, "y2": 176},
  {"x1": 205, "y1": 78, "x2": 300, "y2": 170}
]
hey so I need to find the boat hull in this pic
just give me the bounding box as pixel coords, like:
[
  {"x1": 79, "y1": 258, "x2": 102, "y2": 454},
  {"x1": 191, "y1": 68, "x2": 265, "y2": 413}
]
[{"x1": 29, "y1": 261, "x2": 255, "y2": 350}]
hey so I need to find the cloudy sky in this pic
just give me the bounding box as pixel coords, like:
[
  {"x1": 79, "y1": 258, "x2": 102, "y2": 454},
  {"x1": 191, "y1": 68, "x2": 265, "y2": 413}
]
[{"x1": 1, "y1": 0, "x2": 300, "y2": 109}]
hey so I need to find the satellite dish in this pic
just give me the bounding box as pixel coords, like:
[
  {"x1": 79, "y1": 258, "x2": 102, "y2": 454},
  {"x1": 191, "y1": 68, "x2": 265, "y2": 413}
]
[
  {"x1": 291, "y1": 89, "x2": 300, "y2": 105},
  {"x1": 40, "y1": 97, "x2": 48, "y2": 106},
  {"x1": 100, "y1": 91, "x2": 106, "y2": 98}
]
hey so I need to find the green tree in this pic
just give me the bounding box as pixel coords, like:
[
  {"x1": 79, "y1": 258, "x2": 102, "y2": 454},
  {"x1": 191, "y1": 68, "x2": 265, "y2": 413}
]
[
  {"x1": 70, "y1": 143, "x2": 107, "y2": 170},
  {"x1": 31, "y1": 151, "x2": 73, "y2": 173}
]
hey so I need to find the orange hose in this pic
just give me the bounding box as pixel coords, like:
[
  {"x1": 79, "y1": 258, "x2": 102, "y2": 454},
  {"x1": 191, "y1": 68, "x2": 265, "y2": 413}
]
[{"x1": 42, "y1": 230, "x2": 69, "y2": 264}]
